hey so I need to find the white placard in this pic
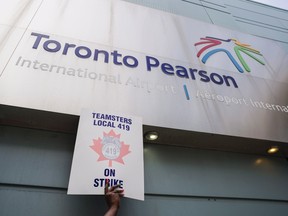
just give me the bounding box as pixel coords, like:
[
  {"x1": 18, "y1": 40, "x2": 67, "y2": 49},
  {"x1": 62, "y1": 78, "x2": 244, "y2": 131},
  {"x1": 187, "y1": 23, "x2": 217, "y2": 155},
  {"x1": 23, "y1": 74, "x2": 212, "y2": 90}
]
[{"x1": 68, "y1": 109, "x2": 144, "y2": 201}]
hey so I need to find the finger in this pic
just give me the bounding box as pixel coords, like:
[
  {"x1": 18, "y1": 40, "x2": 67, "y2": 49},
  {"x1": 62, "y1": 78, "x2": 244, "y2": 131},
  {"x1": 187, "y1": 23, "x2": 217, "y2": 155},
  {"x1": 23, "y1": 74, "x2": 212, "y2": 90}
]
[
  {"x1": 114, "y1": 188, "x2": 124, "y2": 193},
  {"x1": 119, "y1": 189, "x2": 125, "y2": 197},
  {"x1": 109, "y1": 184, "x2": 122, "y2": 192},
  {"x1": 104, "y1": 179, "x2": 109, "y2": 194},
  {"x1": 117, "y1": 189, "x2": 125, "y2": 197}
]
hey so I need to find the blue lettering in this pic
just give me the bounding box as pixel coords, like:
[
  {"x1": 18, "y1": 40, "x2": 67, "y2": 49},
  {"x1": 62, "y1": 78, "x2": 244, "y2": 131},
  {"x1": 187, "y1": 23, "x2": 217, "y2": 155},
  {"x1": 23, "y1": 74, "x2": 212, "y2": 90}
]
[
  {"x1": 123, "y1": 55, "x2": 138, "y2": 68},
  {"x1": 146, "y1": 56, "x2": 159, "y2": 71},
  {"x1": 189, "y1": 68, "x2": 197, "y2": 80},
  {"x1": 119, "y1": 180, "x2": 123, "y2": 188},
  {"x1": 223, "y1": 75, "x2": 238, "y2": 88},
  {"x1": 93, "y1": 178, "x2": 123, "y2": 188},
  {"x1": 75, "y1": 46, "x2": 92, "y2": 58},
  {"x1": 30, "y1": 32, "x2": 239, "y2": 89},
  {"x1": 176, "y1": 65, "x2": 189, "y2": 78},
  {"x1": 93, "y1": 178, "x2": 99, "y2": 187},
  {"x1": 31, "y1": 32, "x2": 50, "y2": 49},
  {"x1": 111, "y1": 50, "x2": 122, "y2": 65},
  {"x1": 104, "y1": 168, "x2": 116, "y2": 177},
  {"x1": 210, "y1": 72, "x2": 224, "y2": 85},
  {"x1": 93, "y1": 120, "x2": 115, "y2": 128},
  {"x1": 63, "y1": 43, "x2": 76, "y2": 55},
  {"x1": 161, "y1": 63, "x2": 174, "y2": 75},
  {"x1": 94, "y1": 49, "x2": 109, "y2": 63},
  {"x1": 43, "y1": 40, "x2": 61, "y2": 52},
  {"x1": 198, "y1": 70, "x2": 210, "y2": 82}
]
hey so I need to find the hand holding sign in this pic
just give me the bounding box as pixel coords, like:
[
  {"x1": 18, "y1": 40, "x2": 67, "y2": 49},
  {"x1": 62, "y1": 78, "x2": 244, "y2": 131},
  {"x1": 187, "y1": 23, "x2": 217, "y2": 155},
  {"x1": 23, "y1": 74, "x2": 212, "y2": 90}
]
[{"x1": 104, "y1": 179, "x2": 124, "y2": 216}]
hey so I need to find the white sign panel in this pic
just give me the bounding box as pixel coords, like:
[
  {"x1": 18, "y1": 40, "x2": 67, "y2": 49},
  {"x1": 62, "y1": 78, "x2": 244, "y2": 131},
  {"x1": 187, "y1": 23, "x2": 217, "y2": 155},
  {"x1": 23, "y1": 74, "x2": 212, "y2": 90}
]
[
  {"x1": 68, "y1": 109, "x2": 144, "y2": 201},
  {"x1": 0, "y1": 0, "x2": 287, "y2": 142}
]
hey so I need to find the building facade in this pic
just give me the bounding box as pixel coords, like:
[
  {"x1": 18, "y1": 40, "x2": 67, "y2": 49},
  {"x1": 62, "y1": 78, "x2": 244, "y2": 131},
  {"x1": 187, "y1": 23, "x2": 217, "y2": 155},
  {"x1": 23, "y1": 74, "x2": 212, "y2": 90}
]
[{"x1": 1, "y1": 0, "x2": 288, "y2": 215}]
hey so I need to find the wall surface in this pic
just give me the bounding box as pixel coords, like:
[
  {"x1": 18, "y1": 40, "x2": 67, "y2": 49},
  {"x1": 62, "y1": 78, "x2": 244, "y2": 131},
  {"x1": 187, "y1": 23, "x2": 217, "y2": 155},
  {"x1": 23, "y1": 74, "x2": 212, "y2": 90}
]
[
  {"x1": 0, "y1": 122, "x2": 288, "y2": 216},
  {"x1": 1, "y1": 0, "x2": 288, "y2": 143},
  {"x1": 124, "y1": 0, "x2": 288, "y2": 51},
  {"x1": 1, "y1": 0, "x2": 288, "y2": 215}
]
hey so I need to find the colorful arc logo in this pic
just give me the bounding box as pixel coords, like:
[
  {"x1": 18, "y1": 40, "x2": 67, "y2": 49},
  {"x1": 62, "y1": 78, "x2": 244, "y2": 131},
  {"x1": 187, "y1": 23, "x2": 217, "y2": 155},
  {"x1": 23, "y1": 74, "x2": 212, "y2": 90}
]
[{"x1": 194, "y1": 36, "x2": 265, "y2": 73}]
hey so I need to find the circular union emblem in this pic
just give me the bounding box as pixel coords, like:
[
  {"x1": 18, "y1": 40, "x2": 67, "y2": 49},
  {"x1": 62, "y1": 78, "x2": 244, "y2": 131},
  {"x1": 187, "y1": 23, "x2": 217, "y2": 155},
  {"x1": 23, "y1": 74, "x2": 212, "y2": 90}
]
[{"x1": 102, "y1": 143, "x2": 120, "y2": 160}]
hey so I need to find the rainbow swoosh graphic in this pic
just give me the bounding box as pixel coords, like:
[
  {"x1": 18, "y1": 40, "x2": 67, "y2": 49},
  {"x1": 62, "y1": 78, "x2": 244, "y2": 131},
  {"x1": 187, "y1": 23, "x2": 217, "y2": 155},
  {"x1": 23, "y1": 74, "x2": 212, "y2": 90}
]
[{"x1": 194, "y1": 36, "x2": 265, "y2": 73}]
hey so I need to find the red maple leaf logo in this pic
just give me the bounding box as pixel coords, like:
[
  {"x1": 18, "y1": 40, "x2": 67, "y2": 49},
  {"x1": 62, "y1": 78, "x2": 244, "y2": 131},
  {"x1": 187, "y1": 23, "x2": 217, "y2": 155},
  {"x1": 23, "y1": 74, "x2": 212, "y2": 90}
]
[{"x1": 90, "y1": 129, "x2": 131, "y2": 167}]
